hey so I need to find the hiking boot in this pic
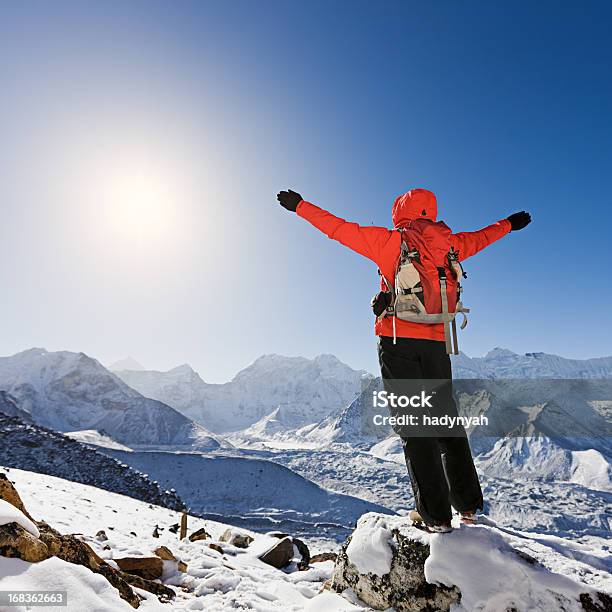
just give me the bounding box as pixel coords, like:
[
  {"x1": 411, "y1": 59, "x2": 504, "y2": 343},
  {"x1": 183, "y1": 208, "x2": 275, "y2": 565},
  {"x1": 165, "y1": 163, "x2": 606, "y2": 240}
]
[
  {"x1": 410, "y1": 511, "x2": 453, "y2": 533},
  {"x1": 460, "y1": 510, "x2": 478, "y2": 525},
  {"x1": 425, "y1": 522, "x2": 453, "y2": 534}
]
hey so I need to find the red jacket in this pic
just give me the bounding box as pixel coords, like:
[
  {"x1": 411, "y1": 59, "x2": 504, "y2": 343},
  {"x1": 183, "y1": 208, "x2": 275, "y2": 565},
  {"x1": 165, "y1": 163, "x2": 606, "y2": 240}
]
[{"x1": 296, "y1": 189, "x2": 511, "y2": 341}]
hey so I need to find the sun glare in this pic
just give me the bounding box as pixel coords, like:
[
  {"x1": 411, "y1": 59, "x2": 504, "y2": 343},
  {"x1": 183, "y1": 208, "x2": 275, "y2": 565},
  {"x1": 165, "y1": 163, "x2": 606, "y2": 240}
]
[{"x1": 90, "y1": 156, "x2": 192, "y2": 255}]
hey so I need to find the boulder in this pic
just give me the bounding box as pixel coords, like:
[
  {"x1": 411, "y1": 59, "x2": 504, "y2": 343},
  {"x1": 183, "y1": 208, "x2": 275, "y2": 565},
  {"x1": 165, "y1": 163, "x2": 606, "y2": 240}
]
[
  {"x1": 114, "y1": 556, "x2": 164, "y2": 580},
  {"x1": 188, "y1": 526, "x2": 211, "y2": 542},
  {"x1": 332, "y1": 526, "x2": 460, "y2": 612},
  {"x1": 258, "y1": 536, "x2": 294, "y2": 569},
  {"x1": 219, "y1": 528, "x2": 254, "y2": 549},
  {"x1": 208, "y1": 543, "x2": 224, "y2": 554},
  {"x1": 0, "y1": 473, "x2": 35, "y2": 521},
  {"x1": 0, "y1": 522, "x2": 49, "y2": 562}
]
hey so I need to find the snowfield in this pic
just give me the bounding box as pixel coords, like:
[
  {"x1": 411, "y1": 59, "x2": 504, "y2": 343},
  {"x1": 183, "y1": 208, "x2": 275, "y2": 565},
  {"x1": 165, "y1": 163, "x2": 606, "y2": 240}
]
[
  {"x1": 0, "y1": 468, "x2": 353, "y2": 612},
  {"x1": 1, "y1": 468, "x2": 609, "y2": 612}
]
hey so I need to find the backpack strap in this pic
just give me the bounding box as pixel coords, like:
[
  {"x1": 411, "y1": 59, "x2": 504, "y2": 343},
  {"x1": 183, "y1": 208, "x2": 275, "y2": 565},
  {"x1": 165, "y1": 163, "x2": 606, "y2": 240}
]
[{"x1": 438, "y1": 268, "x2": 454, "y2": 354}]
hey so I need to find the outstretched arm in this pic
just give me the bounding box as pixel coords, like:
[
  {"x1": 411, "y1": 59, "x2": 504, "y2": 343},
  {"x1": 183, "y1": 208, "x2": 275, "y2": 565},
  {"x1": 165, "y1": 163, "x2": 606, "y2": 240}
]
[
  {"x1": 277, "y1": 189, "x2": 393, "y2": 265},
  {"x1": 450, "y1": 211, "x2": 531, "y2": 260}
]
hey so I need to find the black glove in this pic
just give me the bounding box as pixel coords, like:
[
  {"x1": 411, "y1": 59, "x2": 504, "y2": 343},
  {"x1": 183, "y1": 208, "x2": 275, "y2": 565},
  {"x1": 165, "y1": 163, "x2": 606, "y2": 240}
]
[
  {"x1": 507, "y1": 211, "x2": 532, "y2": 231},
  {"x1": 277, "y1": 189, "x2": 303, "y2": 212}
]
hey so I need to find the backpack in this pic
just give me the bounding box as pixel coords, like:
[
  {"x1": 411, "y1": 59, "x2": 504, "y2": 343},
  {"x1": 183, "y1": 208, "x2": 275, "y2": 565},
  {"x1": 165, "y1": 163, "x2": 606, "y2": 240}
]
[{"x1": 379, "y1": 218, "x2": 470, "y2": 354}]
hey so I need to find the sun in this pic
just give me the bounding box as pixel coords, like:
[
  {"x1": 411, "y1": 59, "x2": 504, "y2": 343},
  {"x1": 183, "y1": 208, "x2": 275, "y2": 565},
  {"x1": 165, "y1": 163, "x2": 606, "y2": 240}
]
[{"x1": 98, "y1": 163, "x2": 183, "y2": 249}]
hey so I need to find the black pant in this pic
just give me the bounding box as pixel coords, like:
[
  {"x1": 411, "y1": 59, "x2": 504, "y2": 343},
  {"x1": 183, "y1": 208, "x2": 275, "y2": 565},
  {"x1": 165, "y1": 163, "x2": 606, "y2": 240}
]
[{"x1": 378, "y1": 336, "x2": 483, "y2": 525}]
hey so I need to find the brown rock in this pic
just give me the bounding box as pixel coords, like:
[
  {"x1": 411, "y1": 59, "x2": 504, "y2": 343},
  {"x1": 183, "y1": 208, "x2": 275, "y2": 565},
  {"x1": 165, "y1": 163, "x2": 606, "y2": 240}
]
[
  {"x1": 115, "y1": 556, "x2": 164, "y2": 580},
  {"x1": 0, "y1": 522, "x2": 49, "y2": 562},
  {"x1": 188, "y1": 527, "x2": 211, "y2": 542},
  {"x1": 177, "y1": 561, "x2": 188, "y2": 573},
  {"x1": 208, "y1": 543, "x2": 224, "y2": 554},
  {"x1": 259, "y1": 536, "x2": 294, "y2": 569},
  {"x1": 310, "y1": 552, "x2": 337, "y2": 564},
  {"x1": 219, "y1": 528, "x2": 254, "y2": 549},
  {"x1": 0, "y1": 474, "x2": 35, "y2": 521},
  {"x1": 154, "y1": 545, "x2": 176, "y2": 561},
  {"x1": 120, "y1": 572, "x2": 175, "y2": 601},
  {"x1": 36, "y1": 522, "x2": 141, "y2": 608}
]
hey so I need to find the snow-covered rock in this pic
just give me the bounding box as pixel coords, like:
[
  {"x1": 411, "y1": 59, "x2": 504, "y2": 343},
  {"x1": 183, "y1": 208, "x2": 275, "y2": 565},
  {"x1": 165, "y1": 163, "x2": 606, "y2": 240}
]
[
  {"x1": 0, "y1": 348, "x2": 221, "y2": 449},
  {"x1": 0, "y1": 499, "x2": 39, "y2": 537},
  {"x1": 115, "y1": 354, "x2": 372, "y2": 433},
  {"x1": 332, "y1": 512, "x2": 611, "y2": 612}
]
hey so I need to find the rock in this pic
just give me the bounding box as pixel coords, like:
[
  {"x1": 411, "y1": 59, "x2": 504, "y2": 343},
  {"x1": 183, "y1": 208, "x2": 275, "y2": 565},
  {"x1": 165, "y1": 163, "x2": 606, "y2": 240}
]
[
  {"x1": 168, "y1": 523, "x2": 179, "y2": 534},
  {"x1": 152, "y1": 525, "x2": 160, "y2": 538},
  {"x1": 219, "y1": 528, "x2": 254, "y2": 549},
  {"x1": 154, "y1": 545, "x2": 176, "y2": 561},
  {"x1": 120, "y1": 572, "x2": 175, "y2": 602},
  {"x1": 114, "y1": 556, "x2": 164, "y2": 580},
  {"x1": 0, "y1": 522, "x2": 49, "y2": 562},
  {"x1": 292, "y1": 537, "x2": 310, "y2": 570},
  {"x1": 36, "y1": 522, "x2": 142, "y2": 608},
  {"x1": 188, "y1": 527, "x2": 211, "y2": 542},
  {"x1": 154, "y1": 545, "x2": 187, "y2": 573},
  {"x1": 258, "y1": 536, "x2": 294, "y2": 569},
  {"x1": 310, "y1": 552, "x2": 337, "y2": 564},
  {"x1": 208, "y1": 543, "x2": 224, "y2": 554},
  {"x1": 0, "y1": 474, "x2": 35, "y2": 521},
  {"x1": 96, "y1": 530, "x2": 108, "y2": 541},
  {"x1": 264, "y1": 531, "x2": 309, "y2": 568},
  {"x1": 579, "y1": 592, "x2": 612, "y2": 611},
  {"x1": 332, "y1": 527, "x2": 461, "y2": 612}
]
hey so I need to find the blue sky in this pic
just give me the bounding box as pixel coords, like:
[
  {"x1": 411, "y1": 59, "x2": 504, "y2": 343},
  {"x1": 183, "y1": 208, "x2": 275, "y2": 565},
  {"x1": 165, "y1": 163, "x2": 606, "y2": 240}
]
[{"x1": 1, "y1": 1, "x2": 611, "y2": 381}]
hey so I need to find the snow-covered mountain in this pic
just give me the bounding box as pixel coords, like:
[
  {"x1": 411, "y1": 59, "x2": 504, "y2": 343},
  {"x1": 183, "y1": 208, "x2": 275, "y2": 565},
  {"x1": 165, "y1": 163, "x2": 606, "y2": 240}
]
[
  {"x1": 116, "y1": 354, "x2": 372, "y2": 433},
  {"x1": 476, "y1": 437, "x2": 611, "y2": 492},
  {"x1": 0, "y1": 413, "x2": 185, "y2": 510},
  {"x1": 0, "y1": 348, "x2": 221, "y2": 450},
  {"x1": 453, "y1": 347, "x2": 612, "y2": 379}
]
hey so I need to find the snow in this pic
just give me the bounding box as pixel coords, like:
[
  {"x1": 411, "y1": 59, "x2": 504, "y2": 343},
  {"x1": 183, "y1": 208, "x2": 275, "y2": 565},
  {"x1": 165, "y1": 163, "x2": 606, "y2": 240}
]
[
  {"x1": 65, "y1": 429, "x2": 133, "y2": 451},
  {"x1": 425, "y1": 525, "x2": 596, "y2": 612},
  {"x1": 0, "y1": 556, "x2": 162, "y2": 612},
  {"x1": 571, "y1": 449, "x2": 611, "y2": 491},
  {"x1": 115, "y1": 353, "x2": 372, "y2": 434},
  {"x1": 345, "y1": 514, "x2": 394, "y2": 576},
  {"x1": 104, "y1": 449, "x2": 393, "y2": 541},
  {"x1": 344, "y1": 513, "x2": 610, "y2": 612},
  {"x1": 0, "y1": 348, "x2": 221, "y2": 449},
  {"x1": 452, "y1": 347, "x2": 612, "y2": 379},
  {"x1": 0, "y1": 499, "x2": 39, "y2": 537},
  {"x1": 0, "y1": 468, "x2": 355, "y2": 611}
]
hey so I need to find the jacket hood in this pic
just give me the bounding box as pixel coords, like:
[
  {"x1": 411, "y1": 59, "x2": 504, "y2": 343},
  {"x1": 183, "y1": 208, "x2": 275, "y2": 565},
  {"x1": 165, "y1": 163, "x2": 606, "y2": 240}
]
[{"x1": 392, "y1": 189, "x2": 438, "y2": 227}]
